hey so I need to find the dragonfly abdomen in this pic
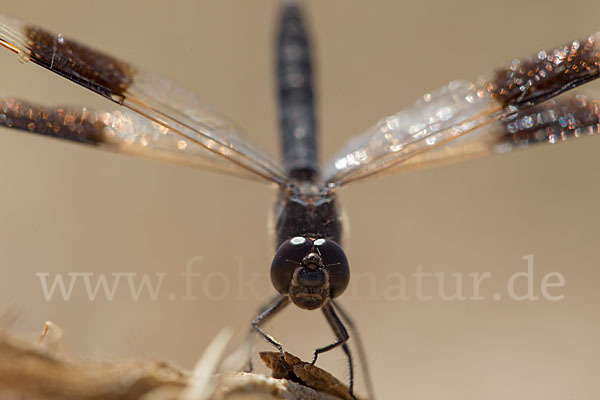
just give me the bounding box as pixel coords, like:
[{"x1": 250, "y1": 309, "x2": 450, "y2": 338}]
[{"x1": 277, "y1": 0, "x2": 318, "y2": 182}]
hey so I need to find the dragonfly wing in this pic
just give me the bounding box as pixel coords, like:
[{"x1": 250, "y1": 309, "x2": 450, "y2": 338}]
[
  {"x1": 324, "y1": 33, "x2": 600, "y2": 186},
  {"x1": 383, "y1": 93, "x2": 600, "y2": 174},
  {"x1": 0, "y1": 13, "x2": 289, "y2": 186},
  {"x1": 0, "y1": 97, "x2": 267, "y2": 180}
]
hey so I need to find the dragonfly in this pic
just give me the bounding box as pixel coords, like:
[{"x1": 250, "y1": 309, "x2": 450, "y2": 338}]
[{"x1": 1, "y1": 0, "x2": 600, "y2": 398}]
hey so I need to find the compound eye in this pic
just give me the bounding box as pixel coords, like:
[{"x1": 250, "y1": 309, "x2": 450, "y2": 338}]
[
  {"x1": 270, "y1": 237, "x2": 313, "y2": 294},
  {"x1": 314, "y1": 239, "x2": 350, "y2": 298}
]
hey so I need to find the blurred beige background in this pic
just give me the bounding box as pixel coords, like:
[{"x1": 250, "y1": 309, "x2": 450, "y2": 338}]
[{"x1": 1, "y1": 0, "x2": 599, "y2": 399}]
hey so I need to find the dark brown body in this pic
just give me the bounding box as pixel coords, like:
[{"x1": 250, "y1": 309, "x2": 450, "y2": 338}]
[{"x1": 274, "y1": 183, "x2": 342, "y2": 248}]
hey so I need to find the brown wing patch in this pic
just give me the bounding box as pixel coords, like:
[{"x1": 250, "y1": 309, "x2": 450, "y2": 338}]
[
  {"x1": 490, "y1": 34, "x2": 600, "y2": 108},
  {"x1": 0, "y1": 98, "x2": 106, "y2": 144},
  {"x1": 501, "y1": 94, "x2": 600, "y2": 146},
  {"x1": 24, "y1": 26, "x2": 135, "y2": 102}
]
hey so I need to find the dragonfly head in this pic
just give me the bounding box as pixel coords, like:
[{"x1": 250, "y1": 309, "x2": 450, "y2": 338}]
[{"x1": 270, "y1": 236, "x2": 350, "y2": 310}]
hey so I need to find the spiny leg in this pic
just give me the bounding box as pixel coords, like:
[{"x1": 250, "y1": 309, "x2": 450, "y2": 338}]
[
  {"x1": 248, "y1": 294, "x2": 290, "y2": 370},
  {"x1": 332, "y1": 299, "x2": 375, "y2": 399},
  {"x1": 315, "y1": 300, "x2": 355, "y2": 398},
  {"x1": 341, "y1": 343, "x2": 356, "y2": 400}
]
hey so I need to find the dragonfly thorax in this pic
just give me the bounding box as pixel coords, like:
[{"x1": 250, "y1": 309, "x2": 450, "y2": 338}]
[{"x1": 274, "y1": 183, "x2": 342, "y2": 248}]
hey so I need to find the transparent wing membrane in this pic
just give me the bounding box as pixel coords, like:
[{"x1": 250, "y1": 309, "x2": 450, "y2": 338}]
[
  {"x1": 122, "y1": 73, "x2": 289, "y2": 185},
  {"x1": 325, "y1": 80, "x2": 504, "y2": 184},
  {"x1": 325, "y1": 33, "x2": 600, "y2": 186},
  {"x1": 0, "y1": 13, "x2": 289, "y2": 186}
]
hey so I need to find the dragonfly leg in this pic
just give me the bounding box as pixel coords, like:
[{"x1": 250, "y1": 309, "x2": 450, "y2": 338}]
[
  {"x1": 315, "y1": 300, "x2": 355, "y2": 398},
  {"x1": 331, "y1": 299, "x2": 375, "y2": 399},
  {"x1": 248, "y1": 294, "x2": 290, "y2": 370}
]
